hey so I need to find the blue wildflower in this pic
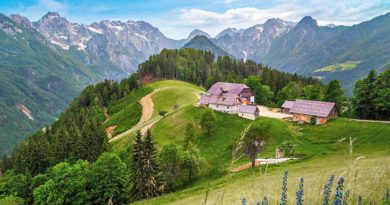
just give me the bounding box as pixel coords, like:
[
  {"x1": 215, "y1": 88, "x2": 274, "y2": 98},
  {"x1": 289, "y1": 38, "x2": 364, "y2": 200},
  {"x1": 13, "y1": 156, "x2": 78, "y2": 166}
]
[
  {"x1": 333, "y1": 177, "x2": 344, "y2": 205},
  {"x1": 296, "y1": 177, "x2": 304, "y2": 205},
  {"x1": 242, "y1": 197, "x2": 247, "y2": 205},
  {"x1": 280, "y1": 171, "x2": 289, "y2": 205},
  {"x1": 323, "y1": 175, "x2": 335, "y2": 205}
]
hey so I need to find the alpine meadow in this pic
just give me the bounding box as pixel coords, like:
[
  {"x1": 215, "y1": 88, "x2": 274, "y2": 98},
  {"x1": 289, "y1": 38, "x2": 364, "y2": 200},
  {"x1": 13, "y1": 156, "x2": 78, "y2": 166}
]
[{"x1": 0, "y1": 1, "x2": 389, "y2": 205}]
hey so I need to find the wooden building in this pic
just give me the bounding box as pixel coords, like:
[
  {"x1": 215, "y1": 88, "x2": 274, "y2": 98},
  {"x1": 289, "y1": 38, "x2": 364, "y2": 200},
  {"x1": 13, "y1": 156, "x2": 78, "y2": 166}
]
[{"x1": 283, "y1": 99, "x2": 338, "y2": 125}]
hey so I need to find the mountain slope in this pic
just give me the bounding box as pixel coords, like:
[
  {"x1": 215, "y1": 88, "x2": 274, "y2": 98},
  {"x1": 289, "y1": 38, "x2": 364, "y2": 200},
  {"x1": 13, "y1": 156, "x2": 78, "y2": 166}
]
[
  {"x1": 182, "y1": 35, "x2": 231, "y2": 57},
  {"x1": 214, "y1": 13, "x2": 390, "y2": 92},
  {"x1": 0, "y1": 13, "x2": 101, "y2": 154},
  {"x1": 33, "y1": 12, "x2": 183, "y2": 76}
]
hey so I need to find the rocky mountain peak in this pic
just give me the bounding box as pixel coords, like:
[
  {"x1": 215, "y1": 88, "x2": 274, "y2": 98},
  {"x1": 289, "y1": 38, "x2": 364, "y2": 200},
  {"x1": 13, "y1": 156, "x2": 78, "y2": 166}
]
[
  {"x1": 43, "y1": 12, "x2": 61, "y2": 18},
  {"x1": 10, "y1": 14, "x2": 33, "y2": 28},
  {"x1": 215, "y1": 27, "x2": 240, "y2": 39},
  {"x1": 296, "y1": 16, "x2": 318, "y2": 28}
]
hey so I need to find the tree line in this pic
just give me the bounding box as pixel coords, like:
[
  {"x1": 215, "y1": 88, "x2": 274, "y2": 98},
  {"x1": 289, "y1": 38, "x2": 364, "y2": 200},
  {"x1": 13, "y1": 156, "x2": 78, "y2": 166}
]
[
  {"x1": 1, "y1": 73, "x2": 139, "y2": 176},
  {"x1": 352, "y1": 68, "x2": 389, "y2": 120}
]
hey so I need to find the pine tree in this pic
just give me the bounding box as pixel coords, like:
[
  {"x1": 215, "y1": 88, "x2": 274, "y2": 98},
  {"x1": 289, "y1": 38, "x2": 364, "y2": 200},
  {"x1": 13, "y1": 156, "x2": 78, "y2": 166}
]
[
  {"x1": 142, "y1": 130, "x2": 164, "y2": 198},
  {"x1": 324, "y1": 80, "x2": 345, "y2": 112},
  {"x1": 130, "y1": 131, "x2": 146, "y2": 201},
  {"x1": 353, "y1": 70, "x2": 377, "y2": 119}
]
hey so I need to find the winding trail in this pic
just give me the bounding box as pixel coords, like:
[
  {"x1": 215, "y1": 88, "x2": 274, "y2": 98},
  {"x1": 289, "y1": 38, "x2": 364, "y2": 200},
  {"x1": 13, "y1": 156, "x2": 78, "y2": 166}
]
[
  {"x1": 108, "y1": 90, "x2": 159, "y2": 143},
  {"x1": 108, "y1": 86, "x2": 202, "y2": 143}
]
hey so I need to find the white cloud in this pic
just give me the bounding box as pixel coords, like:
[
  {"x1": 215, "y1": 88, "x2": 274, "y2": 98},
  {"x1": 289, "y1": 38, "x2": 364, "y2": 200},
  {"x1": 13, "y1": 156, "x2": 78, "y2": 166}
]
[{"x1": 157, "y1": 0, "x2": 389, "y2": 39}]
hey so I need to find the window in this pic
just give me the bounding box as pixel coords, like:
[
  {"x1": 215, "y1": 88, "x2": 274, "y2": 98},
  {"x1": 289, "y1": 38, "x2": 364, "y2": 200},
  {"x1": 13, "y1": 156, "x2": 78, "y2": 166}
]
[{"x1": 227, "y1": 106, "x2": 230, "y2": 109}]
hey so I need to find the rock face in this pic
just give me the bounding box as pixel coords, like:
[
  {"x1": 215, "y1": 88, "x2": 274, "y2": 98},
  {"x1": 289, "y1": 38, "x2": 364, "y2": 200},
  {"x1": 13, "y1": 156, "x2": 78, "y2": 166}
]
[
  {"x1": 32, "y1": 12, "x2": 182, "y2": 73},
  {"x1": 214, "y1": 18, "x2": 295, "y2": 61}
]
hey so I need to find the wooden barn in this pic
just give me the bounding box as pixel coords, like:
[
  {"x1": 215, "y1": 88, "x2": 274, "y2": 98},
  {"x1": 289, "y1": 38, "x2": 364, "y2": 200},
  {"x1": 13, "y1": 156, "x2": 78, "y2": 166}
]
[
  {"x1": 283, "y1": 99, "x2": 338, "y2": 124},
  {"x1": 281, "y1": 100, "x2": 295, "y2": 114}
]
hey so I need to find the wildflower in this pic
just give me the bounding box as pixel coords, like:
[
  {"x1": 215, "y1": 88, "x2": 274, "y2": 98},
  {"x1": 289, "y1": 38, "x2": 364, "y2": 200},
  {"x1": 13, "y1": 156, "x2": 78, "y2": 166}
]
[
  {"x1": 262, "y1": 196, "x2": 269, "y2": 205},
  {"x1": 242, "y1": 197, "x2": 246, "y2": 205},
  {"x1": 358, "y1": 195, "x2": 362, "y2": 205},
  {"x1": 296, "y1": 177, "x2": 304, "y2": 205},
  {"x1": 323, "y1": 175, "x2": 335, "y2": 205},
  {"x1": 333, "y1": 177, "x2": 345, "y2": 205},
  {"x1": 280, "y1": 171, "x2": 288, "y2": 205}
]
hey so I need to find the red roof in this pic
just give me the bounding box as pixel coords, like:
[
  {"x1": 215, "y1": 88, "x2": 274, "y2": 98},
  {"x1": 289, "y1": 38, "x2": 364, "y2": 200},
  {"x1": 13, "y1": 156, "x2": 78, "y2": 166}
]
[{"x1": 289, "y1": 99, "x2": 336, "y2": 118}]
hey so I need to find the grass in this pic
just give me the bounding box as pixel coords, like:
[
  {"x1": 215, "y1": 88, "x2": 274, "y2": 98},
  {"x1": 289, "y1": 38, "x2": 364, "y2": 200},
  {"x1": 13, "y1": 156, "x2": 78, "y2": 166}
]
[
  {"x1": 108, "y1": 80, "x2": 203, "y2": 153},
  {"x1": 104, "y1": 87, "x2": 153, "y2": 136},
  {"x1": 314, "y1": 61, "x2": 362, "y2": 73},
  {"x1": 104, "y1": 80, "x2": 389, "y2": 204},
  {"x1": 134, "y1": 117, "x2": 390, "y2": 205},
  {"x1": 148, "y1": 80, "x2": 204, "y2": 117}
]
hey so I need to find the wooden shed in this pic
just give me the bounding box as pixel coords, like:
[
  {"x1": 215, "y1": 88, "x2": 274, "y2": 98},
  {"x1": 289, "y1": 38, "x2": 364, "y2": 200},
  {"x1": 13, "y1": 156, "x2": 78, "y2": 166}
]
[{"x1": 286, "y1": 100, "x2": 338, "y2": 125}]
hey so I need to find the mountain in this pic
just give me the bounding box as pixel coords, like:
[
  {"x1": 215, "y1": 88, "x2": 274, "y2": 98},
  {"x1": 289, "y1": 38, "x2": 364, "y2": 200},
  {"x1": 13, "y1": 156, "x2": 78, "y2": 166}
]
[
  {"x1": 187, "y1": 29, "x2": 211, "y2": 40},
  {"x1": 182, "y1": 35, "x2": 231, "y2": 57},
  {"x1": 214, "y1": 18, "x2": 295, "y2": 61},
  {"x1": 33, "y1": 12, "x2": 184, "y2": 77},
  {"x1": 214, "y1": 14, "x2": 390, "y2": 92},
  {"x1": 0, "y1": 13, "x2": 104, "y2": 154}
]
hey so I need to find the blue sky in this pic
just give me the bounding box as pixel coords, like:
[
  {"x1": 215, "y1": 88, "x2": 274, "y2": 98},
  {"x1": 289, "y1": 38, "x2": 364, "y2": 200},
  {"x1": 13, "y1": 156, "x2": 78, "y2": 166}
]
[{"x1": 1, "y1": 0, "x2": 389, "y2": 39}]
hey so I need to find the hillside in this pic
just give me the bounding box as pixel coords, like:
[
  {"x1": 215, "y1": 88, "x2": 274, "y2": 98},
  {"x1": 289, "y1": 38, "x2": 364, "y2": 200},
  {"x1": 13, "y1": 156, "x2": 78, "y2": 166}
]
[
  {"x1": 103, "y1": 80, "x2": 389, "y2": 204},
  {"x1": 122, "y1": 80, "x2": 389, "y2": 204},
  {"x1": 0, "y1": 13, "x2": 102, "y2": 154},
  {"x1": 1, "y1": 78, "x2": 389, "y2": 204}
]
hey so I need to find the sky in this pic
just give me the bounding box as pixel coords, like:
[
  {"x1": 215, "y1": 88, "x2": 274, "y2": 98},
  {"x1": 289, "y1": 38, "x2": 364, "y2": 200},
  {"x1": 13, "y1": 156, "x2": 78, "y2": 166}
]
[{"x1": 1, "y1": 0, "x2": 389, "y2": 39}]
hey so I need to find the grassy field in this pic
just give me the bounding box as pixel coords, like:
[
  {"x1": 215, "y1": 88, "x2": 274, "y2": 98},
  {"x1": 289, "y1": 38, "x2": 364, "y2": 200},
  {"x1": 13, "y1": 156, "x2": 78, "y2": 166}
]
[
  {"x1": 104, "y1": 80, "x2": 389, "y2": 204},
  {"x1": 104, "y1": 87, "x2": 153, "y2": 136},
  {"x1": 314, "y1": 61, "x2": 362, "y2": 73},
  {"x1": 109, "y1": 80, "x2": 204, "y2": 153},
  {"x1": 136, "y1": 118, "x2": 390, "y2": 205}
]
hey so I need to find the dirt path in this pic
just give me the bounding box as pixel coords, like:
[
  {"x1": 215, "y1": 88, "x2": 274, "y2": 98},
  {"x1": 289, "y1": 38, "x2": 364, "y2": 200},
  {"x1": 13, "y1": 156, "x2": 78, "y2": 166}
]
[
  {"x1": 103, "y1": 107, "x2": 109, "y2": 123},
  {"x1": 109, "y1": 87, "x2": 202, "y2": 143},
  {"x1": 258, "y1": 105, "x2": 292, "y2": 119},
  {"x1": 109, "y1": 89, "x2": 159, "y2": 143},
  {"x1": 232, "y1": 158, "x2": 297, "y2": 173},
  {"x1": 347, "y1": 118, "x2": 390, "y2": 124},
  {"x1": 105, "y1": 125, "x2": 117, "y2": 139}
]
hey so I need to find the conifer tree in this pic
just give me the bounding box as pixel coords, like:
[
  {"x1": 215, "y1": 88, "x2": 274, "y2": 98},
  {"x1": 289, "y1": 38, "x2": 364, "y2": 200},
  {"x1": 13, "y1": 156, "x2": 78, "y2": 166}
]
[
  {"x1": 130, "y1": 131, "x2": 146, "y2": 201},
  {"x1": 142, "y1": 130, "x2": 164, "y2": 198}
]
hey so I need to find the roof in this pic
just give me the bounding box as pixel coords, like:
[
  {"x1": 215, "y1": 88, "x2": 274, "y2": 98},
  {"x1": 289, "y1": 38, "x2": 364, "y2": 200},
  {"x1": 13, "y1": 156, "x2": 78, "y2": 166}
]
[
  {"x1": 289, "y1": 99, "x2": 336, "y2": 118},
  {"x1": 281, "y1": 101, "x2": 295, "y2": 109},
  {"x1": 200, "y1": 93, "x2": 238, "y2": 106},
  {"x1": 238, "y1": 105, "x2": 258, "y2": 114},
  {"x1": 207, "y1": 82, "x2": 249, "y2": 95},
  {"x1": 200, "y1": 82, "x2": 252, "y2": 106}
]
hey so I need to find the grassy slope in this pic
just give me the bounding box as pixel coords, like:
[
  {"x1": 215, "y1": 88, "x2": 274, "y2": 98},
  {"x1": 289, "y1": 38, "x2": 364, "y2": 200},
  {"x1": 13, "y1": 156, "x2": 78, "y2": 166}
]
[
  {"x1": 109, "y1": 80, "x2": 204, "y2": 153},
  {"x1": 313, "y1": 61, "x2": 362, "y2": 73},
  {"x1": 136, "y1": 118, "x2": 390, "y2": 205},
  {"x1": 105, "y1": 87, "x2": 153, "y2": 136},
  {"x1": 106, "y1": 80, "x2": 389, "y2": 204}
]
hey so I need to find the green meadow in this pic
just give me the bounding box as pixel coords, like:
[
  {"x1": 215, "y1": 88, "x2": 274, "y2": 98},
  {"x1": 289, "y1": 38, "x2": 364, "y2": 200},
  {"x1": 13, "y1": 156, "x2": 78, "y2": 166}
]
[{"x1": 104, "y1": 80, "x2": 389, "y2": 204}]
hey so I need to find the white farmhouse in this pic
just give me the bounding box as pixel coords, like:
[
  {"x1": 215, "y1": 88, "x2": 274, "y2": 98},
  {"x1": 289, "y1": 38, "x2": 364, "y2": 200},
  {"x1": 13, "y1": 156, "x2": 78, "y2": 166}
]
[{"x1": 199, "y1": 82, "x2": 259, "y2": 120}]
